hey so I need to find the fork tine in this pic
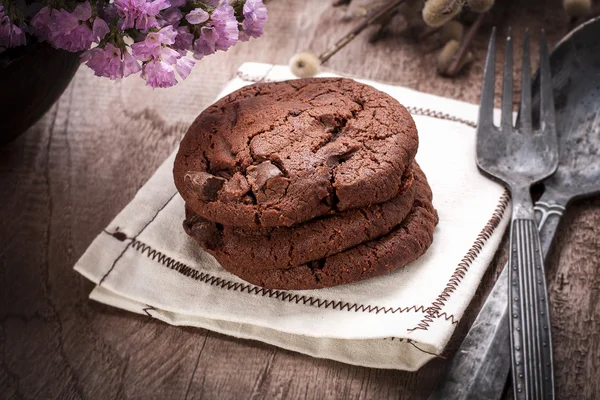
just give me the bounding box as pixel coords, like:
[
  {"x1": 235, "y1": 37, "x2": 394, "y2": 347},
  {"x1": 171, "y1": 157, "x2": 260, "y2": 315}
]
[
  {"x1": 478, "y1": 27, "x2": 496, "y2": 130},
  {"x1": 501, "y1": 29, "x2": 514, "y2": 132},
  {"x1": 518, "y1": 30, "x2": 532, "y2": 131},
  {"x1": 539, "y1": 30, "x2": 556, "y2": 129}
]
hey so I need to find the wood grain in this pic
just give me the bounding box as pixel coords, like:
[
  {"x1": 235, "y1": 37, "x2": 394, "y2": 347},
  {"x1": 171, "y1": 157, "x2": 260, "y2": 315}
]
[{"x1": 1, "y1": 0, "x2": 598, "y2": 399}]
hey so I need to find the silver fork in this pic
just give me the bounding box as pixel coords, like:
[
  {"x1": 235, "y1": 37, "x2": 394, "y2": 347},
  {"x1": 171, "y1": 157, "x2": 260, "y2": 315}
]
[{"x1": 476, "y1": 28, "x2": 558, "y2": 400}]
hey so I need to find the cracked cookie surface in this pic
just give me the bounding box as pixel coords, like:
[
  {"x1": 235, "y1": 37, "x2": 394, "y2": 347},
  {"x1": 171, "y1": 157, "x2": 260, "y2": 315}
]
[
  {"x1": 184, "y1": 164, "x2": 420, "y2": 271},
  {"x1": 173, "y1": 78, "x2": 418, "y2": 228},
  {"x1": 214, "y1": 166, "x2": 438, "y2": 290}
]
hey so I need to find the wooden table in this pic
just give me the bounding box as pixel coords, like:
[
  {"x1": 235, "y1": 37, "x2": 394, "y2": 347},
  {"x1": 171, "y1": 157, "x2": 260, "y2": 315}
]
[{"x1": 2, "y1": 1, "x2": 599, "y2": 398}]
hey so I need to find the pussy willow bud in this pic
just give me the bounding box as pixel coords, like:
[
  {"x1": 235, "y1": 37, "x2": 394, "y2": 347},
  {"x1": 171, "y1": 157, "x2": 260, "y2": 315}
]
[
  {"x1": 289, "y1": 51, "x2": 320, "y2": 78},
  {"x1": 563, "y1": 0, "x2": 591, "y2": 17},
  {"x1": 437, "y1": 39, "x2": 473, "y2": 76},
  {"x1": 467, "y1": 0, "x2": 494, "y2": 13},
  {"x1": 422, "y1": 0, "x2": 464, "y2": 28},
  {"x1": 441, "y1": 20, "x2": 464, "y2": 41}
]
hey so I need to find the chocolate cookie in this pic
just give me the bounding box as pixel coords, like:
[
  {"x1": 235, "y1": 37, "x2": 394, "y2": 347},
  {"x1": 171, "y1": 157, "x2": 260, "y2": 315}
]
[
  {"x1": 218, "y1": 169, "x2": 438, "y2": 290},
  {"x1": 174, "y1": 78, "x2": 418, "y2": 227},
  {"x1": 185, "y1": 164, "x2": 418, "y2": 271}
]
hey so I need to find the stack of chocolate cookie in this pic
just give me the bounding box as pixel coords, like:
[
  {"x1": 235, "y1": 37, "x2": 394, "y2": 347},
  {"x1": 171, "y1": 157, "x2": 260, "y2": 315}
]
[{"x1": 174, "y1": 78, "x2": 438, "y2": 290}]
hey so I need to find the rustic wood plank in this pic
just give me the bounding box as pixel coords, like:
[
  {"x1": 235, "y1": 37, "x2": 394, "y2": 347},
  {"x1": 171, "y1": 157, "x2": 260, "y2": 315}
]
[
  {"x1": 546, "y1": 197, "x2": 600, "y2": 399},
  {"x1": 1, "y1": 0, "x2": 599, "y2": 399}
]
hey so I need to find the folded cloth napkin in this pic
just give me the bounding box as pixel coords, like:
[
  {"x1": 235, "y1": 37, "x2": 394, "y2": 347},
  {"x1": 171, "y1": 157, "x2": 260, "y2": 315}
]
[{"x1": 74, "y1": 63, "x2": 510, "y2": 371}]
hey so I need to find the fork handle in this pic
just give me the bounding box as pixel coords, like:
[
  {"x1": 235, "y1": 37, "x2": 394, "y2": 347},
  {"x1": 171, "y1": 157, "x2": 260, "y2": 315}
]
[{"x1": 509, "y1": 218, "x2": 555, "y2": 400}]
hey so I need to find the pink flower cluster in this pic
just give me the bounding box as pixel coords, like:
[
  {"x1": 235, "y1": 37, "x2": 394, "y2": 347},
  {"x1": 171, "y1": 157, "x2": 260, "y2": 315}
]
[
  {"x1": 193, "y1": 2, "x2": 239, "y2": 59},
  {"x1": 31, "y1": 2, "x2": 109, "y2": 52},
  {"x1": 131, "y1": 25, "x2": 195, "y2": 87},
  {"x1": 1, "y1": 0, "x2": 268, "y2": 89},
  {"x1": 114, "y1": 0, "x2": 170, "y2": 31},
  {"x1": 81, "y1": 44, "x2": 141, "y2": 80},
  {"x1": 241, "y1": 0, "x2": 268, "y2": 41}
]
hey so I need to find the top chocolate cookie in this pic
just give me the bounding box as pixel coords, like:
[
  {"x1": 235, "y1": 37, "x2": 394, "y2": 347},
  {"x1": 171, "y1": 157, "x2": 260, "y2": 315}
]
[{"x1": 174, "y1": 78, "x2": 418, "y2": 227}]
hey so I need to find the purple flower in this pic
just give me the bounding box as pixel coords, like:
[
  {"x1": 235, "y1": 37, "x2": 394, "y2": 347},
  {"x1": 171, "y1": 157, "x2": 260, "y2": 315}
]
[
  {"x1": 121, "y1": 49, "x2": 143, "y2": 77},
  {"x1": 160, "y1": 7, "x2": 183, "y2": 27},
  {"x1": 47, "y1": 2, "x2": 109, "y2": 52},
  {"x1": 0, "y1": 6, "x2": 27, "y2": 48},
  {"x1": 211, "y1": 2, "x2": 238, "y2": 51},
  {"x1": 131, "y1": 23, "x2": 194, "y2": 87},
  {"x1": 81, "y1": 43, "x2": 141, "y2": 79},
  {"x1": 50, "y1": 10, "x2": 94, "y2": 51},
  {"x1": 175, "y1": 56, "x2": 194, "y2": 79},
  {"x1": 141, "y1": 54, "x2": 194, "y2": 88},
  {"x1": 114, "y1": 0, "x2": 170, "y2": 31},
  {"x1": 131, "y1": 25, "x2": 177, "y2": 61},
  {"x1": 141, "y1": 59, "x2": 177, "y2": 88},
  {"x1": 240, "y1": 0, "x2": 267, "y2": 41},
  {"x1": 173, "y1": 26, "x2": 194, "y2": 52},
  {"x1": 192, "y1": 2, "x2": 238, "y2": 59},
  {"x1": 159, "y1": 46, "x2": 181, "y2": 64},
  {"x1": 92, "y1": 18, "x2": 110, "y2": 42},
  {"x1": 64, "y1": 24, "x2": 96, "y2": 51},
  {"x1": 51, "y1": 8, "x2": 80, "y2": 35},
  {"x1": 99, "y1": 3, "x2": 118, "y2": 23},
  {"x1": 193, "y1": 25, "x2": 217, "y2": 59},
  {"x1": 169, "y1": 0, "x2": 188, "y2": 7},
  {"x1": 31, "y1": 6, "x2": 53, "y2": 42},
  {"x1": 185, "y1": 8, "x2": 209, "y2": 25},
  {"x1": 72, "y1": 1, "x2": 93, "y2": 20}
]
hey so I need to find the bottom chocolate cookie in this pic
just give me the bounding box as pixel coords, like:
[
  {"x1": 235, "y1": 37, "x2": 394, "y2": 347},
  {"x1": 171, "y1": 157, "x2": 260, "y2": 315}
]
[{"x1": 219, "y1": 174, "x2": 438, "y2": 290}]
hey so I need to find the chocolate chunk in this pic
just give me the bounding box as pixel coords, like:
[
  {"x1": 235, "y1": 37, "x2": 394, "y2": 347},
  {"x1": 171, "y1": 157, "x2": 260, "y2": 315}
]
[
  {"x1": 220, "y1": 172, "x2": 250, "y2": 202},
  {"x1": 319, "y1": 114, "x2": 339, "y2": 132},
  {"x1": 320, "y1": 139, "x2": 360, "y2": 166},
  {"x1": 182, "y1": 214, "x2": 222, "y2": 250},
  {"x1": 262, "y1": 175, "x2": 290, "y2": 200},
  {"x1": 247, "y1": 161, "x2": 290, "y2": 202},
  {"x1": 184, "y1": 172, "x2": 225, "y2": 202},
  {"x1": 247, "y1": 161, "x2": 283, "y2": 188}
]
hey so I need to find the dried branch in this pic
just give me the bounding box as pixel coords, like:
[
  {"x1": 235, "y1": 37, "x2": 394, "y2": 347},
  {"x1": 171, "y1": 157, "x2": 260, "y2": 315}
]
[
  {"x1": 446, "y1": 11, "x2": 486, "y2": 76},
  {"x1": 319, "y1": 0, "x2": 407, "y2": 64}
]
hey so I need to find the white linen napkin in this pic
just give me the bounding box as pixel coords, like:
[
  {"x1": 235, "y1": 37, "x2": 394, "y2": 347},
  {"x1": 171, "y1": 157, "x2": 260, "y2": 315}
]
[{"x1": 74, "y1": 63, "x2": 511, "y2": 371}]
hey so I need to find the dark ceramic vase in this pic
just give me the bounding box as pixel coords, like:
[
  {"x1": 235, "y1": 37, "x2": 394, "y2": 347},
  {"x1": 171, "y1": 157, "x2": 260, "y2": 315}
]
[{"x1": 0, "y1": 42, "x2": 81, "y2": 145}]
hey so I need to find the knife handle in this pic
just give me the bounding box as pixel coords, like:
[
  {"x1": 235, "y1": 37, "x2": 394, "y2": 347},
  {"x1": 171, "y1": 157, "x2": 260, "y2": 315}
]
[
  {"x1": 428, "y1": 196, "x2": 565, "y2": 400},
  {"x1": 508, "y1": 218, "x2": 555, "y2": 400}
]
